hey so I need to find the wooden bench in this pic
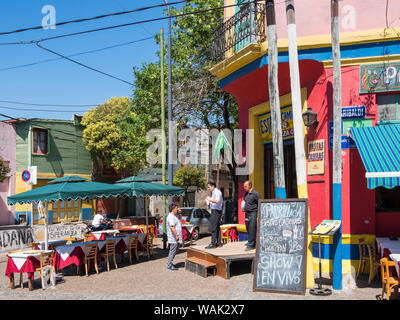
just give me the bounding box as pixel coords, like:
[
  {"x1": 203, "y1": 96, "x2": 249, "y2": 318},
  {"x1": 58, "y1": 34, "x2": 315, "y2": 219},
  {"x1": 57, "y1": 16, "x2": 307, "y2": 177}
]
[{"x1": 185, "y1": 257, "x2": 216, "y2": 278}]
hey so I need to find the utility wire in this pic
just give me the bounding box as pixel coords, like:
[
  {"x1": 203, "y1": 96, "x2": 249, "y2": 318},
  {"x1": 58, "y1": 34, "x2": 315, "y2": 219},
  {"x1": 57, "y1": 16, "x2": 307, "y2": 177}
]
[
  {"x1": 0, "y1": 105, "x2": 87, "y2": 113},
  {"x1": 36, "y1": 41, "x2": 134, "y2": 85},
  {"x1": 0, "y1": 0, "x2": 270, "y2": 46},
  {"x1": 0, "y1": 0, "x2": 188, "y2": 36},
  {"x1": 0, "y1": 100, "x2": 98, "y2": 107},
  {"x1": 0, "y1": 36, "x2": 154, "y2": 72}
]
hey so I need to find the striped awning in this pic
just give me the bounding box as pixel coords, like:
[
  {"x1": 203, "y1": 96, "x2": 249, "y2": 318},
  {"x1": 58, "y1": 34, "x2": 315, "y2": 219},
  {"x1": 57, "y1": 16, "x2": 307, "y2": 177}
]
[{"x1": 350, "y1": 125, "x2": 400, "y2": 189}]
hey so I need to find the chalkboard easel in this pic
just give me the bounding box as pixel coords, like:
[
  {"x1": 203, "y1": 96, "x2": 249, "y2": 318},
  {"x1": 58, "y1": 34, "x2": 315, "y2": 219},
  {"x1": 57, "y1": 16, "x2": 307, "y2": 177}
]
[{"x1": 253, "y1": 198, "x2": 308, "y2": 295}]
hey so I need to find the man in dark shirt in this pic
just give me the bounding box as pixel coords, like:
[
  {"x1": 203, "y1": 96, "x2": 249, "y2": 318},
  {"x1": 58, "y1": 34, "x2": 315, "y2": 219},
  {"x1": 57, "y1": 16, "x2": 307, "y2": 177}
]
[{"x1": 243, "y1": 180, "x2": 260, "y2": 250}]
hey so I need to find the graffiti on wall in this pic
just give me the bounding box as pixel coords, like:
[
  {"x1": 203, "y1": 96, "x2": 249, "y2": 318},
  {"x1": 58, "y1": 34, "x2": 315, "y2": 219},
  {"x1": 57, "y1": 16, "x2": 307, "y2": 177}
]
[{"x1": 0, "y1": 228, "x2": 34, "y2": 252}]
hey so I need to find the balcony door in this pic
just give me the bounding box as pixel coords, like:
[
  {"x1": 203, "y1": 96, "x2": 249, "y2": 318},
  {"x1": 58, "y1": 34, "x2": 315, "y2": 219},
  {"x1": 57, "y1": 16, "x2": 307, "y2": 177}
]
[{"x1": 235, "y1": 0, "x2": 252, "y2": 52}]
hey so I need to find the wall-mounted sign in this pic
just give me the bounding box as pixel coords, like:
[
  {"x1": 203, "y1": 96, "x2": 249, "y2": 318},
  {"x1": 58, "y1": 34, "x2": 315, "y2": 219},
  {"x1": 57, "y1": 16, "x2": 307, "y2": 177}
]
[
  {"x1": 329, "y1": 135, "x2": 356, "y2": 150},
  {"x1": 307, "y1": 139, "x2": 325, "y2": 175},
  {"x1": 341, "y1": 106, "x2": 366, "y2": 119},
  {"x1": 360, "y1": 62, "x2": 400, "y2": 93},
  {"x1": 258, "y1": 105, "x2": 294, "y2": 144},
  {"x1": 342, "y1": 119, "x2": 373, "y2": 135}
]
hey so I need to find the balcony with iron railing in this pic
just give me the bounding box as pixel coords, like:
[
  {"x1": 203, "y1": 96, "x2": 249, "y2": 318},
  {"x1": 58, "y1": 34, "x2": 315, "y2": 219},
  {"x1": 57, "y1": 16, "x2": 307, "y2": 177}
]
[{"x1": 211, "y1": 2, "x2": 267, "y2": 65}]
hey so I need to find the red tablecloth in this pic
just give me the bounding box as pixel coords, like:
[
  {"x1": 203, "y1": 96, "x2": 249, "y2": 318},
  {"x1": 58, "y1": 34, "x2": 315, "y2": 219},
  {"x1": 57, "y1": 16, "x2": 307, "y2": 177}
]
[
  {"x1": 5, "y1": 256, "x2": 40, "y2": 280},
  {"x1": 221, "y1": 226, "x2": 239, "y2": 241},
  {"x1": 53, "y1": 246, "x2": 85, "y2": 272}
]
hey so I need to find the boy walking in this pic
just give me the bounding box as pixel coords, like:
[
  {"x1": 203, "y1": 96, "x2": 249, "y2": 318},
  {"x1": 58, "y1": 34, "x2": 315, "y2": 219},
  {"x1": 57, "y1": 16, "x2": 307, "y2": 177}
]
[{"x1": 166, "y1": 203, "x2": 182, "y2": 271}]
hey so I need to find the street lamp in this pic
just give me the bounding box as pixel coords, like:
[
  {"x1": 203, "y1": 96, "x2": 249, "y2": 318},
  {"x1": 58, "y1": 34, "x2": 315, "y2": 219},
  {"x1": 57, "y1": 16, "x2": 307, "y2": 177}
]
[{"x1": 302, "y1": 107, "x2": 319, "y2": 132}]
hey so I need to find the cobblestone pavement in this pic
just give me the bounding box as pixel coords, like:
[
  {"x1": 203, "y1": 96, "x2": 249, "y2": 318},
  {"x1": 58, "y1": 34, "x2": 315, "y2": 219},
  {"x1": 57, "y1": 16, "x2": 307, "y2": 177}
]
[{"x1": 0, "y1": 236, "x2": 384, "y2": 300}]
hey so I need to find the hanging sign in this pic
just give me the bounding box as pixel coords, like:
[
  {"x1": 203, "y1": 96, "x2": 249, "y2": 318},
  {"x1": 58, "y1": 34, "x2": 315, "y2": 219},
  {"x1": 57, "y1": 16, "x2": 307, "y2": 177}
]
[
  {"x1": 258, "y1": 105, "x2": 294, "y2": 144},
  {"x1": 307, "y1": 139, "x2": 325, "y2": 175},
  {"x1": 360, "y1": 62, "x2": 400, "y2": 93}
]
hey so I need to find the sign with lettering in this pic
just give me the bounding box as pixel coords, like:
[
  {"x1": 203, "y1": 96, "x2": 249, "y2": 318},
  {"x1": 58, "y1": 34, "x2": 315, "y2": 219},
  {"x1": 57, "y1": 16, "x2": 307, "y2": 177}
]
[
  {"x1": 342, "y1": 119, "x2": 373, "y2": 135},
  {"x1": 360, "y1": 62, "x2": 400, "y2": 93},
  {"x1": 341, "y1": 106, "x2": 366, "y2": 119},
  {"x1": 253, "y1": 198, "x2": 308, "y2": 295},
  {"x1": 328, "y1": 135, "x2": 356, "y2": 150},
  {"x1": 258, "y1": 105, "x2": 294, "y2": 144},
  {"x1": 307, "y1": 139, "x2": 325, "y2": 175}
]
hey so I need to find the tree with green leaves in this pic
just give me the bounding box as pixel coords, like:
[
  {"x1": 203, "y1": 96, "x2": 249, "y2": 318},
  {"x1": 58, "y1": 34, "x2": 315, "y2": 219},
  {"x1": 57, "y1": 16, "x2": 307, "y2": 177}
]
[
  {"x1": 81, "y1": 97, "x2": 151, "y2": 179},
  {"x1": 173, "y1": 166, "x2": 207, "y2": 206},
  {"x1": 131, "y1": 0, "x2": 240, "y2": 198}
]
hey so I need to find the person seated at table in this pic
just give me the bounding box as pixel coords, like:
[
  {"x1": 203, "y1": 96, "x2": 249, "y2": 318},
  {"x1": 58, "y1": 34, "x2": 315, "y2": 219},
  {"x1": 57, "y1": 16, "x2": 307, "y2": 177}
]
[{"x1": 91, "y1": 210, "x2": 108, "y2": 231}]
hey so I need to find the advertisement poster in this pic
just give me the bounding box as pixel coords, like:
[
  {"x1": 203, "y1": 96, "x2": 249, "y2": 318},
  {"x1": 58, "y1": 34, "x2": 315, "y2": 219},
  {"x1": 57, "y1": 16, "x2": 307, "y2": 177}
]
[
  {"x1": 307, "y1": 139, "x2": 325, "y2": 175},
  {"x1": 258, "y1": 105, "x2": 294, "y2": 144}
]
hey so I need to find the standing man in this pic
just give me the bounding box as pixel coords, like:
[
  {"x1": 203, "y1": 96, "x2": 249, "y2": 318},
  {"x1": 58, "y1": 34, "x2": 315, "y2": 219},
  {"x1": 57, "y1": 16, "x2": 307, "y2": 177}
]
[
  {"x1": 166, "y1": 203, "x2": 183, "y2": 271},
  {"x1": 243, "y1": 181, "x2": 260, "y2": 250},
  {"x1": 205, "y1": 182, "x2": 223, "y2": 249}
]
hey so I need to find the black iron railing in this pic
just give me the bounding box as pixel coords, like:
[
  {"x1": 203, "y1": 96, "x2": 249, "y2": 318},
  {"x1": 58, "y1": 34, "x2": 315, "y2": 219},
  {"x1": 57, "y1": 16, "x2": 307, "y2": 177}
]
[{"x1": 211, "y1": 2, "x2": 266, "y2": 63}]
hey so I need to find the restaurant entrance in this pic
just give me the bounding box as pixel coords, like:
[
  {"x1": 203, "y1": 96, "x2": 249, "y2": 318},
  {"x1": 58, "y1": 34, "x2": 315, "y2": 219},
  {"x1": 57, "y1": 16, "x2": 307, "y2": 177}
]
[{"x1": 263, "y1": 141, "x2": 298, "y2": 199}]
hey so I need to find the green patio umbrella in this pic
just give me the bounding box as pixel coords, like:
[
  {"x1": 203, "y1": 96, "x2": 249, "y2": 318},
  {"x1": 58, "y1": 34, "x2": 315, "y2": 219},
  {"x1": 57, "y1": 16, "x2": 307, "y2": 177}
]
[
  {"x1": 8, "y1": 176, "x2": 132, "y2": 250},
  {"x1": 115, "y1": 176, "x2": 185, "y2": 233}
]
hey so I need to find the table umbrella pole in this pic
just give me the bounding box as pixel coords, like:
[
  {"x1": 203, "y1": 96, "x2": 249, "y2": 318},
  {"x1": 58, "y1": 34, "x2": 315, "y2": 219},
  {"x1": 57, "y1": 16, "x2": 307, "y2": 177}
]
[{"x1": 44, "y1": 201, "x2": 49, "y2": 251}]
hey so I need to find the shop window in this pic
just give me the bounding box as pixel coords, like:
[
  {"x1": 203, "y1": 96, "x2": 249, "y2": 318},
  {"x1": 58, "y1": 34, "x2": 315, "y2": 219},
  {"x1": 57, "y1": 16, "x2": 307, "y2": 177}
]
[
  {"x1": 377, "y1": 95, "x2": 400, "y2": 124},
  {"x1": 32, "y1": 128, "x2": 48, "y2": 155},
  {"x1": 376, "y1": 187, "x2": 400, "y2": 211}
]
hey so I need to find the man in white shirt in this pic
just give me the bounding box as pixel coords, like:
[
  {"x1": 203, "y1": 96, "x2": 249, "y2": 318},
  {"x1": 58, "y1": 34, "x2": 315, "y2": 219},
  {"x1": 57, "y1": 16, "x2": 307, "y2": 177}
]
[
  {"x1": 205, "y1": 182, "x2": 223, "y2": 249},
  {"x1": 166, "y1": 203, "x2": 183, "y2": 271},
  {"x1": 91, "y1": 210, "x2": 107, "y2": 231}
]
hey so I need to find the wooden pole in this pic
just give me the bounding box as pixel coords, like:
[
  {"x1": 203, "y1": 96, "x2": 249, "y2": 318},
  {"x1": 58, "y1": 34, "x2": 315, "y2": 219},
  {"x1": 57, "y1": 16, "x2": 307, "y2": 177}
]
[
  {"x1": 331, "y1": 0, "x2": 343, "y2": 290},
  {"x1": 266, "y1": 0, "x2": 286, "y2": 199},
  {"x1": 44, "y1": 201, "x2": 49, "y2": 251},
  {"x1": 160, "y1": 28, "x2": 168, "y2": 250},
  {"x1": 285, "y1": 0, "x2": 315, "y2": 289}
]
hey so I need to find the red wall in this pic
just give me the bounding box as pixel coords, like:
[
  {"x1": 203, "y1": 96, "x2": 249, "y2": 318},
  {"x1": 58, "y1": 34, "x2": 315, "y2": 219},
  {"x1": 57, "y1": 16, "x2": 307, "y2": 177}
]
[{"x1": 226, "y1": 61, "x2": 387, "y2": 235}]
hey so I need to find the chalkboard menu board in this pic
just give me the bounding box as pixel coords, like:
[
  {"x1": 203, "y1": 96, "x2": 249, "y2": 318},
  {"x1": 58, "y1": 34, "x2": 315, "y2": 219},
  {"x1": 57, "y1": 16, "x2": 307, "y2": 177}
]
[{"x1": 253, "y1": 198, "x2": 308, "y2": 295}]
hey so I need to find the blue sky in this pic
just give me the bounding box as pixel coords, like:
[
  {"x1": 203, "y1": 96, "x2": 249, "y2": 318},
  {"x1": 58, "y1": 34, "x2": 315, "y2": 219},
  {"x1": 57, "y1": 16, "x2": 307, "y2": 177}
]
[{"x1": 0, "y1": 0, "x2": 177, "y2": 120}]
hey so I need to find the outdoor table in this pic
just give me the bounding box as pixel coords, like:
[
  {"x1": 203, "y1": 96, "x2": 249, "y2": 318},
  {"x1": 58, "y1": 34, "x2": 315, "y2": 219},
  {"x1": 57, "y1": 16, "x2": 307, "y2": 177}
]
[
  {"x1": 119, "y1": 225, "x2": 140, "y2": 233},
  {"x1": 90, "y1": 230, "x2": 119, "y2": 240},
  {"x1": 38, "y1": 239, "x2": 68, "y2": 250},
  {"x1": 220, "y1": 224, "x2": 239, "y2": 242},
  {"x1": 389, "y1": 254, "x2": 400, "y2": 277},
  {"x1": 111, "y1": 233, "x2": 147, "y2": 255},
  {"x1": 52, "y1": 240, "x2": 108, "y2": 273},
  {"x1": 181, "y1": 224, "x2": 194, "y2": 245},
  {"x1": 5, "y1": 249, "x2": 52, "y2": 290},
  {"x1": 376, "y1": 237, "x2": 400, "y2": 257}
]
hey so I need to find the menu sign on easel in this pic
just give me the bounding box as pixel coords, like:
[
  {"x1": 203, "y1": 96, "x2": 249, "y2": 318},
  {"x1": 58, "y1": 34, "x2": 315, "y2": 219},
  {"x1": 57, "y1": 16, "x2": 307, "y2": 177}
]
[{"x1": 253, "y1": 199, "x2": 308, "y2": 295}]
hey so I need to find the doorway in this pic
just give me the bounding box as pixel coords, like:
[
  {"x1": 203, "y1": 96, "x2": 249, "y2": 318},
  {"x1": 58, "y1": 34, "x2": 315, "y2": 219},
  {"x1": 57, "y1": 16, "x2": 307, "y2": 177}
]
[{"x1": 263, "y1": 142, "x2": 298, "y2": 199}]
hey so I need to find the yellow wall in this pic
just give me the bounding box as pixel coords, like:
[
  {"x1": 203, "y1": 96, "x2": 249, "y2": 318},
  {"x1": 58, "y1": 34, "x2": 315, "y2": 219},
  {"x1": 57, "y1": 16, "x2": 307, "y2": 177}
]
[{"x1": 248, "y1": 88, "x2": 308, "y2": 197}]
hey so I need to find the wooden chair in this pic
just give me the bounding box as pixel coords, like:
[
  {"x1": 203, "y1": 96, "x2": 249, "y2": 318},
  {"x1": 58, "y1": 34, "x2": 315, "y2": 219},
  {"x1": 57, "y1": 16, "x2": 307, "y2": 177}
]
[
  {"x1": 36, "y1": 251, "x2": 55, "y2": 289},
  {"x1": 83, "y1": 244, "x2": 99, "y2": 276},
  {"x1": 380, "y1": 257, "x2": 399, "y2": 300},
  {"x1": 356, "y1": 238, "x2": 380, "y2": 285},
  {"x1": 30, "y1": 242, "x2": 39, "y2": 250},
  {"x1": 127, "y1": 235, "x2": 139, "y2": 264},
  {"x1": 220, "y1": 226, "x2": 231, "y2": 244},
  {"x1": 99, "y1": 240, "x2": 118, "y2": 272},
  {"x1": 141, "y1": 234, "x2": 154, "y2": 259}
]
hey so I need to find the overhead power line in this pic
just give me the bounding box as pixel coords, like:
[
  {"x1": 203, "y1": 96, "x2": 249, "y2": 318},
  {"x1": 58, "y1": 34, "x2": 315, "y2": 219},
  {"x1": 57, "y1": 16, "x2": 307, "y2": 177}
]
[
  {"x1": 0, "y1": 105, "x2": 87, "y2": 113},
  {"x1": 0, "y1": 0, "x2": 188, "y2": 36},
  {"x1": 0, "y1": 0, "x2": 270, "y2": 46},
  {"x1": 0, "y1": 36, "x2": 154, "y2": 72},
  {"x1": 0, "y1": 100, "x2": 98, "y2": 107},
  {"x1": 36, "y1": 42, "x2": 134, "y2": 86}
]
